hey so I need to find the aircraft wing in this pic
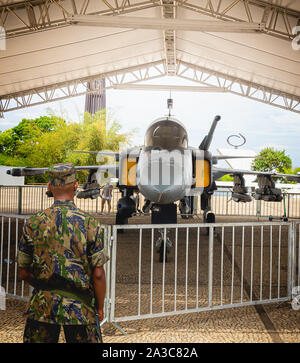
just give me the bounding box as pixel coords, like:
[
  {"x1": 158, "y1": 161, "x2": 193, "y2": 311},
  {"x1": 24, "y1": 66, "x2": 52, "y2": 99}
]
[
  {"x1": 213, "y1": 155, "x2": 255, "y2": 160},
  {"x1": 6, "y1": 165, "x2": 119, "y2": 177},
  {"x1": 213, "y1": 166, "x2": 300, "y2": 183}
]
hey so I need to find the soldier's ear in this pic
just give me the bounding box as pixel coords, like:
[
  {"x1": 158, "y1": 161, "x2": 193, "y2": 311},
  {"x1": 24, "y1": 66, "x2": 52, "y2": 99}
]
[
  {"x1": 74, "y1": 181, "x2": 78, "y2": 191},
  {"x1": 47, "y1": 182, "x2": 51, "y2": 191}
]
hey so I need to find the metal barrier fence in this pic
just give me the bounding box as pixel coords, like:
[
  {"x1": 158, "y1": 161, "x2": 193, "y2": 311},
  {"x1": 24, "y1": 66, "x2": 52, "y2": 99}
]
[
  {"x1": 0, "y1": 214, "x2": 30, "y2": 301},
  {"x1": 1, "y1": 185, "x2": 300, "y2": 218},
  {"x1": 0, "y1": 214, "x2": 298, "y2": 326},
  {"x1": 209, "y1": 191, "x2": 300, "y2": 219},
  {"x1": 0, "y1": 185, "x2": 123, "y2": 215},
  {"x1": 108, "y1": 222, "x2": 294, "y2": 324},
  {"x1": 293, "y1": 222, "x2": 300, "y2": 294}
]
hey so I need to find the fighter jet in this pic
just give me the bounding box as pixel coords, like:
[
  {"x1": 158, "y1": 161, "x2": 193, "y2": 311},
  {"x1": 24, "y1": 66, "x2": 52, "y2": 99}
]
[{"x1": 7, "y1": 99, "x2": 300, "y2": 229}]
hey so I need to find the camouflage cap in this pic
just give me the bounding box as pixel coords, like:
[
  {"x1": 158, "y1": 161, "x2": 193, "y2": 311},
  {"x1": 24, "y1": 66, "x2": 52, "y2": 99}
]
[{"x1": 48, "y1": 162, "x2": 76, "y2": 186}]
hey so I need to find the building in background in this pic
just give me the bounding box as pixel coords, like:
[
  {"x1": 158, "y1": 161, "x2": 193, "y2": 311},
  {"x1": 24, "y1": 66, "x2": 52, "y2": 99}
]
[{"x1": 84, "y1": 79, "x2": 106, "y2": 117}]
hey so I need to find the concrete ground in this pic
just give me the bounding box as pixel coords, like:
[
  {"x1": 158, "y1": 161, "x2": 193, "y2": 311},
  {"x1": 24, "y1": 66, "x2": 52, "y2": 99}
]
[{"x1": 0, "y1": 215, "x2": 299, "y2": 343}]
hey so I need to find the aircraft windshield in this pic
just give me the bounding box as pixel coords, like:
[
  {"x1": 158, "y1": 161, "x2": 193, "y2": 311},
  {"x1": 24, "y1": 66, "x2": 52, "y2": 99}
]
[{"x1": 145, "y1": 119, "x2": 188, "y2": 149}]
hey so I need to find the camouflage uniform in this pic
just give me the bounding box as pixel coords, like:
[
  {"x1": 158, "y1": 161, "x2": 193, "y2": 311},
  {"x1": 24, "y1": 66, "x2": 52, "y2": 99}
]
[{"x1": 18, "y1": 163, "x2": 109, "y2": 343}]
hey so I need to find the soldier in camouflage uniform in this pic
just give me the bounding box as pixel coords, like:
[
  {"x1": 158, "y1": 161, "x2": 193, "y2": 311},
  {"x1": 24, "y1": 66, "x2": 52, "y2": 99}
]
[{"x1": 18, "y1": 162, "x2": 109, "y2": 343}]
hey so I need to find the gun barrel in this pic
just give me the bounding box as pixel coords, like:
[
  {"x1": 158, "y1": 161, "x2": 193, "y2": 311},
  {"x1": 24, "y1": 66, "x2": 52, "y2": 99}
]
[{"x1": 199, "y1": 115, "x2": 221, "y2": 151}]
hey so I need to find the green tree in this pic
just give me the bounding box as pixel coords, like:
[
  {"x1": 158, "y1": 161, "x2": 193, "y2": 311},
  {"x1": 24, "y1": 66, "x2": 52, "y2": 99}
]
[
  {"x1": 71, "y1": 111, "x2": 132, "y2": 166},
  {"x1": 0, "y1": 116, "x2": 64, "y2": 156},
  {"x1": 218, "y1": 175, "x2": 233, "y2": 182},
  {"x1": 0, "y1": 129, "x2": 16, "y2": 154},
  {"x1": 1, "y1": 111, "x2": 133, "y2": 183},
  {"x1": 251, "y1": 148, "x2": 292, "y2": 173}
]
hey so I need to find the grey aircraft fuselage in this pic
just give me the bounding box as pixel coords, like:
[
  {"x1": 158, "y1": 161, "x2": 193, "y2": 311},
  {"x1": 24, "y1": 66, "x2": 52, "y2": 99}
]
[{"x1": 135, "y1": 116, "x2": 196, "y2": 204}]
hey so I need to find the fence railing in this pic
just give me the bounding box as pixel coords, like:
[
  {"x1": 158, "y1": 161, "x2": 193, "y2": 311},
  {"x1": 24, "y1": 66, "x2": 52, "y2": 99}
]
[
  {"x1": 0, "y1": 185, "x2": 123, "y2": 215},
  {"x1": 0, "y1": 185, "x2": 299, "y2": 218},
  {"x1": 0, "y1": 214, "x2": 112, "y2": 310},
  {"x1": 108, "y1": 222, "x2": 293, "y2": 323},
  {"x1": 0, "y1": 215, "x2": 298, "y2": 325},
  {"x1": 0, "y1": 214, "x2": 30, "y2": 301}
]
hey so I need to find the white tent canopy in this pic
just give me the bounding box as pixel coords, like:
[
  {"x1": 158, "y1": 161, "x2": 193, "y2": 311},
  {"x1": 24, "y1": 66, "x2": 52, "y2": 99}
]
[{"x1": 0, "y1": 0, "x2": 300, "y2": 116}]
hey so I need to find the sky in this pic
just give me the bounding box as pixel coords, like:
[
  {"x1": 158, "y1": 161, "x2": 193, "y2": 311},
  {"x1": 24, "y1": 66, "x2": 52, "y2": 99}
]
[{"x1": 1, "y1": 76, "x2": 300, "y2": 167}]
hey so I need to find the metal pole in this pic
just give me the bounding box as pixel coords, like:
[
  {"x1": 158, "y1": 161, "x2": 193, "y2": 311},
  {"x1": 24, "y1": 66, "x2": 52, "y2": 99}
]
[
  {"x1": 231, "y1": 226, "x2": 235, "y2": 304},
  {"x1": 18, "y1": 187, "x2": 22, "y2": 215},
  {"x1": 220, "y1": 226, "x2": 224, "y2": 305},
  {"x1": 14, "y1": 218, "x2": 18, "y2": 296},
  {"x1": 138, "y1": 228, "x2": 142, "y2": 316},
  {"x1": 196, "y1": 227, "x2": 200, "y2": 309},
  {"x1": 6, "y1": 217, "x2": 11, "y2": 293},
  {"x1": 269, "y1": 225, "x2": 273, "y2": 300},
  {"x1": 41, "y1": 187, "x2": 44, "y2": 211},
  {"x1": 250, "y1": 226, "x2": 254, "y2": 302},
  {"x1": 298, "y1": 224, "x2": 300, "y2": 288},
  {"x1": 257, "y1": 199, "x2": 261, "y2": 218},
  {"x1": 174, "y1": 227, "x2": 178, "y2": 311},
  {"x1": 150, "y1": 228, "x2": 154, "y2": 315},
  {"x1": 260, "y1": 226, "x2": 264, "y2": 300},
  {"x1": 185, "y1": 227, "x2": 189, "y2": 311},
  {"x1": 287, "y1": 223, "x2": 294, "y2": 299},
  {"x1": 0, "y1": 216, "x2": 4, "y2": 288},
  {"x1": 278, "y1": 225, "x2": 281, "y2": 299},
  {"x1": 241, "y1": 226, "x2": 245, "y2": 303},
  {"x1": 208, "y1": 226, "x2": 214, "y2": 308},
  {"x1": 109, "y1": 227, "x2": 117, "y2": 323},
  {"x1": 162, "y1": 228, "x2": 166, "y2": 313},
  {"x1": 104, "y1": 226, "x2": 111, "y2": 322}
]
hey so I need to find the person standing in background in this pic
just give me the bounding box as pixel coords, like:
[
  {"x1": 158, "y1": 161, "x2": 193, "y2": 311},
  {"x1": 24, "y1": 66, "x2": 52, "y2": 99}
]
[{"x1": 100, "y1": 179, "x2": 113, "y2": 214}]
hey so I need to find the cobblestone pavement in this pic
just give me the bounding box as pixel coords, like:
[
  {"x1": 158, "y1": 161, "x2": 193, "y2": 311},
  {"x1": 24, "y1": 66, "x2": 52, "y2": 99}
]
[
  {"x1": 0, "y1": 298, "x2": 299, "y2": 343},
  {"x1": 1, "y1": 215, "x2": 299, "y2": 343}
]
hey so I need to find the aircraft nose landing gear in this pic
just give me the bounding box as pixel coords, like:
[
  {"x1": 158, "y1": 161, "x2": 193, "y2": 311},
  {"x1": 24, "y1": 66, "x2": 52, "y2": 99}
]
[
  {"x1": 203, "y1": 211, "x2": 216, "y2": 236},
  {"x1": 151, "y1": 203, "x2": 177, "y2": 262},
  {"x1": 155, "y1": 229, "x2": 172, "y2": 263}
]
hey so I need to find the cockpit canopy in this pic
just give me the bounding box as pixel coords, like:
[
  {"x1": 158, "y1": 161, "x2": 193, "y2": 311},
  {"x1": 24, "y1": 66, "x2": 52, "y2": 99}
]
[{"x1": 145, "y1": 118, "x2": 188, "y2": 150}]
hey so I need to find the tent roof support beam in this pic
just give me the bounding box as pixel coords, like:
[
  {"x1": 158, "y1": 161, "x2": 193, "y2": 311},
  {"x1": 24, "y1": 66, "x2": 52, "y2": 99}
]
[
  {"x1": 1, "y1": 0, "x2": 299, "y2": 40},
  {"x1": 1, "y1": 59, "x2": 300, "y2": 116},
  {"x1": 176, "y1": 60, "x2": 300, "y2": 114},
  {"x1": 0, "y1": 0, "x2": 161, "y2": 38},
  {"x1": 0, "y1": 60, "x2": 167, "y2": 114},
  {"x1": 178, "y1": 0, "x2": 300, "y2": 41},
  {"x1": 161, "y1": 0, "x2": 176, "y2": 76}
]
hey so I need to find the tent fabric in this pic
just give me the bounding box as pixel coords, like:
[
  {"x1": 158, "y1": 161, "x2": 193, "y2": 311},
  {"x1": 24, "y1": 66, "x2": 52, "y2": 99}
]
[{"x1": 0, "y1": 0, "x2": 299, "y2": 104}]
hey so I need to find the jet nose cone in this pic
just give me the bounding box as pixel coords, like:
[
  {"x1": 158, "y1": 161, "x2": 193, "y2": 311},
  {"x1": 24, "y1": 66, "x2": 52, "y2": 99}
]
[
  {"x1": 140, "y1": 184, "x2": 186, "y2": 204},
  {"x1": 137, "y1": 148, "x2": 193, "y2": 204}
]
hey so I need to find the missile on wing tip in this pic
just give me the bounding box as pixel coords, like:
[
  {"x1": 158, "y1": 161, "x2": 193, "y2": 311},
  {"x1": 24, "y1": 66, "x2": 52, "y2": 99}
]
[
  {"x1": 6, "y1": 168, "x2": 46, "y2": 176},
  {"x1": 7, "y1": 168, "x2": 21, "y2": 176}
]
